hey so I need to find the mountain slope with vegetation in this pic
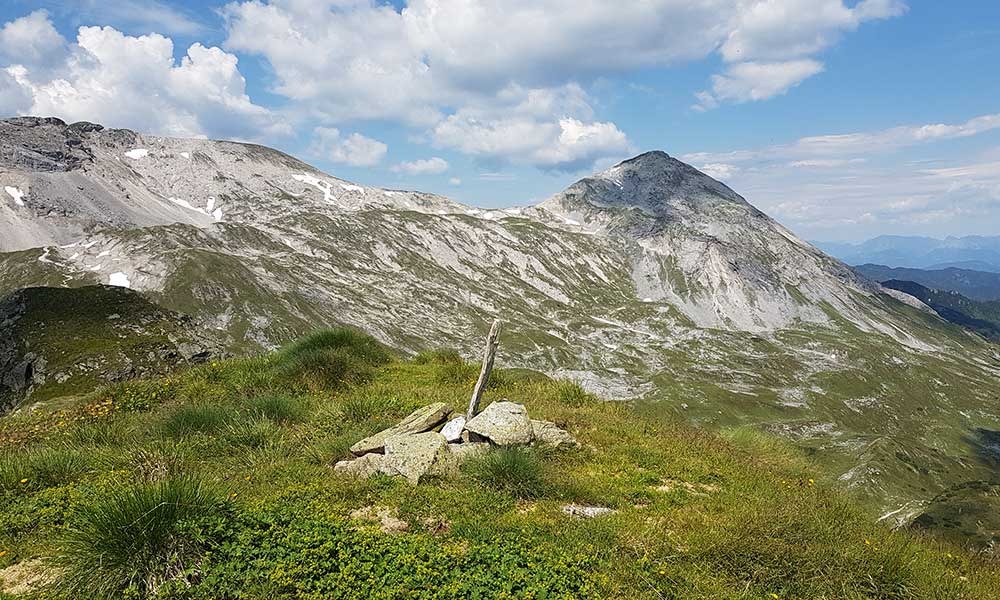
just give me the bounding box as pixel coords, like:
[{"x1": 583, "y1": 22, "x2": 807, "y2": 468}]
[
  {"x1": 0, "y1": 286, "x2": 223, "y2": 416},
  {"x1": 880, "y1": 280, "x2": 1000, "y2": 343},
  {"x1": 1, "y1": 330, "x2": 998, "y2": 600}
]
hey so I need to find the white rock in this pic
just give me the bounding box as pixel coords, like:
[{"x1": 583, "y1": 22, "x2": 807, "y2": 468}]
[
  {"x1": 562, "y1": 504, "x2": 616, "y2": 519},
  {"x1": 440, "y1": 415, "x2": 466, "y2": 442},
  {"x1": 465, "y1": 401, "x2": 533, "y2": 446}
]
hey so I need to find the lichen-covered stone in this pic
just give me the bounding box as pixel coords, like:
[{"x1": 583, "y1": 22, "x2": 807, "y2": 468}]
[
  {"x1": 333, "y1": 453, "x2": 384, "y2": 479},
  {"x1": 350, "y1": 402, "x2": 452, "y2": 456},
  {"x1": 531, "y1": 420, "x2": 577, "y2": 447},
  {"x1": 379, "y1": 431, "x2": 456, "y2": 484},
  {"x1": 465, "y1": 401, "x2": 533, "y2": 446}
]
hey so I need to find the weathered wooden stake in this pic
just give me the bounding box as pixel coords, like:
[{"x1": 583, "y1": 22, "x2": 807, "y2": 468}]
[{"x1": 467, "y1": 319, "x2": 502, "y2": 418}]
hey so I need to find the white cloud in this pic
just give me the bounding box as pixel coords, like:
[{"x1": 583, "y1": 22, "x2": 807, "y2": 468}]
[
  {"x1": 0, "y1": 10, "x2": 66, "y2": 73},
  {"x1": 71, "y1": 0, "x2": 207, "y2": 36},
  {"x1": 698, "y1": 163, "x2": 740, "y2": 181},
  {"x1": 0, "y1": 13, "x2": 284, "y2": 140},
  {"x1": 697, "y1": 0, "x2": 906, "y2": 109},
  {"x1": 310, "y1": 127, "x2": 387, "y2": 167},
  {"x1": 392, "y1": 157, "x2": 449, "y2": 175},
  {"x1": 696, "y1": 60, "x2": 823, "y2": 108},
  {"x1": 0, "y1": 68, "x2": 33, "y2": 115},
  {"x1": 449, "y1": 177, "x2": 461, "y2": 186}
]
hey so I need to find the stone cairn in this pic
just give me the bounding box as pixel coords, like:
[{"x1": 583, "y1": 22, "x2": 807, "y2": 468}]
[{"x1": 334, "y1": 320, "x2": 576, "y2": 484}]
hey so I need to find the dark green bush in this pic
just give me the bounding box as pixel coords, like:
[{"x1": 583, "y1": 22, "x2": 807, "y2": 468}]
[
  {"x1": 54, "y1": 477, "x2": 229, "y2": 599},
  {"x1": 465, "y1": 447, "x2": 546, "y2": 499},
  {"x1": 272, "y1": 329, "x2": 392, "y2": 392}
]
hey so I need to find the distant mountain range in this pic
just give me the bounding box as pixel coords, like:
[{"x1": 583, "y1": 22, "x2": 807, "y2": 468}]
[
  {"x1": 816, "y1": 235, "x2": 1000, "y2": 272},
  {"x1": 854, "y1": 264, "x2": 1000, "y2": 302}
]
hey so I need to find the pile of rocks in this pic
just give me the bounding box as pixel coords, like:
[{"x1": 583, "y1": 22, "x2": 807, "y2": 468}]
[{"x1": 334, "y1": 400, "x2": 576, "y2": 484}]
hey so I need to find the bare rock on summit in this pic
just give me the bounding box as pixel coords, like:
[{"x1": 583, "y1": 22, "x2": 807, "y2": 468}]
[
  {"x1": 465, "y1": 401, "x2": 533, "y2": 446},
  {"x1": 379, "y1": 431, "x2": 456, "y2": 484},
  {"x1": 350, "y1": 402, "x2": 452, "y2": 455}
]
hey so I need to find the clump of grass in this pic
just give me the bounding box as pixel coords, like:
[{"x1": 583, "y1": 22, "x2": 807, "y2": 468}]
[
  {"x1": 273, "y1": 328, "x2": 392, "y2": 391},
  {"x1": 224, "y1": 416, "x2": 283, "y2": 449},
  {"x1": 121, "y1": 442, "x2": 190, "y2": 483},
  {"x1": 55, "y1": 477, "x2": 228, "y2": 599},
  {"x1": 249, "y1": 393, "x2": 309, "y2": 424},
  {"x1": 466, "y1": 447, "x2": 546, "y2": 499},
  {"x1": 553, "y1": 380, "x2": 594, "y2": 407},
  {"x1": 412, "y1": 348, "x2": 464, "y2": 365},
  {"x1": 338, "y1": 389, "x2": 400, "y2": 424},
  {"x1": 156, "y1": 404, "x2": 233, "y2": 438},
  {"x1": 0, "y1": 445, "x2": 90, "y2": 491}
]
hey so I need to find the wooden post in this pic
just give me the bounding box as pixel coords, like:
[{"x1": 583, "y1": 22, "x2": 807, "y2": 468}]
[{"x1": 467, "y1": 319, "x2": 502, "y2": 418}]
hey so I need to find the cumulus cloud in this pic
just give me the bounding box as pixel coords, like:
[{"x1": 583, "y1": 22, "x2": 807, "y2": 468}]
[
  {"x1": 448, "y1": 177, "x2": 461, "y2": 186},
  {"x1": 0, "y1": 10, "x2": 66, "y2": 74},
  {"x1": 698, "y1": 163, "x2": 740, "y2": 181},
  {"x1": 392, "y1": 157, "x2": 449, "y2": 175},
  {"x1": 696, "y1": 0, "x2": 906, "y2": 109},
  {"x1": 310, "y1": 127, "x2": 387, "y2": 167},
  {"x1": 0, "y1": 12, "x2": 284, "y2": 140},
  {"x1": 696, "y1": 60, "x2": 824, "y2": 108}
]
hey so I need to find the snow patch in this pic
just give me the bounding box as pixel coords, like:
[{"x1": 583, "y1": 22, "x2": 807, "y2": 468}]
[
  {"x1": 4, "y1": 186, "x2": 25, "y2": 206},
  {"x1": 124, "y1": 149, "x2": 149, "y2": 160},
  {"x1": 340, "y1": 183, "x2": 365, "y2": 193},
  {"x1": 109, "y1": 272, "x2": 131, "y2": 288},
  {"x1": 292, "y1": 173, "x2": 337, "y2": 204},
  {"x1": 179, "y1": 152, "x2": 190, "y2": 159},
  {"x1": 213, "y1": 208, "x2": 223, "y2": 221}
]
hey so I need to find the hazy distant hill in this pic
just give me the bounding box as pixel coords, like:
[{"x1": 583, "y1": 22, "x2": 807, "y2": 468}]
[
  {"x1": 856, "y1": 264, "x2": 1000, "y2": 301},
  {"x1": 817, "y1": 235, "x2": 1000, "y2": 272}
]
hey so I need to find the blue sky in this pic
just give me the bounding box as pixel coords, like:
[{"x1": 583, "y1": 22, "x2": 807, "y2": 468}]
[{"x1": 2, "y1": 1, "x2": 999, "y2": 241}]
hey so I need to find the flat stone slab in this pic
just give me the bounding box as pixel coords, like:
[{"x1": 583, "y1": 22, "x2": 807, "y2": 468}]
[
  {"x1": 531, "y1": 419, "x2": 577, "y2": 447},
  {"x1": 379, "y1": 431, "x2": 456, "y2": 484},
  {"x1": 350, "y1": 402, "x2": 452, "y2": 455},
  {"x1": 334, "y1": 453, "x2": 384, "y2": 479},
  {"x1": 465, "y1": 401, "x2": 533, "y2": 446}
]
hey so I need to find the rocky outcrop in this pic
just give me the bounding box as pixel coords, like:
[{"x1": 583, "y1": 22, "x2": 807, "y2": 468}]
[
  {"x1": 0, "y1": 285, "x2": 223, "y2": 415},
  {"x1": 380, "y1": 432, "x2": 456, "y2": 484}
]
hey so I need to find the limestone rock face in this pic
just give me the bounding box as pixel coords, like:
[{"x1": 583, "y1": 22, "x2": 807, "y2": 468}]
[
  {"x1": 333, "y1": 453, "x2": 384, "y2": 479},
  {"x1": 350, "y1": 402, "x2": 452, "y2": 455},
  {"x1": 465, "y1": 401, "x2": 534, "y2": 446},
  {"x1": 379, "y1": 431, "x2": 456, "y2": 484},
  {"x1": 441, "y1": 415, "x2": 466, "y2": 442},
  {"x1": 531, "y1": 420, "x2": 578, "y2": 447}
]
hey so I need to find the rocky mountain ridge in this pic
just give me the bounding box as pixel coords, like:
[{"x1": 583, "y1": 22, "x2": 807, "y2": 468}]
[{"x1": 2, "y1": 116, "x2": 999, "y2": 528}]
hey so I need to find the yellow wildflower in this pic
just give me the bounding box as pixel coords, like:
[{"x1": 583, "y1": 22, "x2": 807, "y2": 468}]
[{"x1": 19, "y1": 478, "x2": 28, "y2": 484}]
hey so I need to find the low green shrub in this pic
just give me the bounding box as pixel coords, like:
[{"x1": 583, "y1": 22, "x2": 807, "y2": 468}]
[
  {"x1": 54, "y1": 477, "x2": 229, "y2": 599},
  {"x1": 465, "y1": 447, "x2": 546, "y2": 499}
]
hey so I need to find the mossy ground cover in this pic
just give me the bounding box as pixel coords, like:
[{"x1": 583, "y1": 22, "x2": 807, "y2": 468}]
[{"x1": 1, "y1": 330, "x2": 998, "y2": 599}]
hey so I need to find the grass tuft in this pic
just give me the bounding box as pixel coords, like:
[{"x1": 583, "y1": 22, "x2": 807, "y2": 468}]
[
  {"x1": 54, "y1": 477, "x2": 228, "y2": 600},
  {"x1": 248, "y1": 393, "x2": 309, "y2": 424},
  {"x1": 0, "y1": 445, "x2": 90, "y2": 492},
  {"x1": 156, "y1": 404, "x2": 233, "y2": 438},
  {"x1": 465, "y1": 447, "x2": 546, "y2": 499}
]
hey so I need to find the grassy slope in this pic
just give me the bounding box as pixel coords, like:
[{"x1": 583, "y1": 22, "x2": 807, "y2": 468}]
[
  {"x1": 1, "y1": 286, "x2": 215, "y2": 412},
  {"x1": 1, "y1": 331, "x2": 998, "y2": 600}
]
